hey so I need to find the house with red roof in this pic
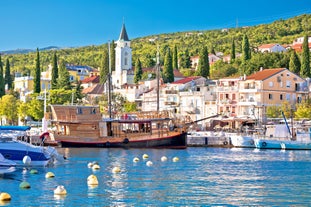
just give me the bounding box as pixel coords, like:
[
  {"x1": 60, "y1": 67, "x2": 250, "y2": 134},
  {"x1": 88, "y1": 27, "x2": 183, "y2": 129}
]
[
  {"x1": 292, "y1": 36, "x2": 311, "y2": 52},
  {"x1": 237, "y1": 68, "x2": 308, "y2": 121},
  {"x1": 257, "y1": 43, "x2": 286, "y2": 53}
]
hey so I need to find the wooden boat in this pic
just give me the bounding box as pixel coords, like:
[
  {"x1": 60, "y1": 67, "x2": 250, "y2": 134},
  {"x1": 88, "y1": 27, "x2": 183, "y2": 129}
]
[{"x1": 49, "y1": 105, "x2": 187, "y2": 149}]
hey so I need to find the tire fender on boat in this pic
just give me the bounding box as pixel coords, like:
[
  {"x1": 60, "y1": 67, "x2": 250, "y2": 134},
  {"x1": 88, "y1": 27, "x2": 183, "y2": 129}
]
[
  {"x1": 123, "y1": 138, "x2": 129, "y2": 144},
  {"x1": 223, "y1": 141, "x2": 228, "y2": 145},
  {"x1": 262, "y1": 142, "x2": 267, "y2": 147}
]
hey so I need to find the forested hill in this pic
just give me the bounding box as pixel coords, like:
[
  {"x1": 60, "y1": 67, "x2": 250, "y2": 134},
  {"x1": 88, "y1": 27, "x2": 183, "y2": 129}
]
[{"x1": 1, "y1": 14, "x2": 311, "y2": 78}]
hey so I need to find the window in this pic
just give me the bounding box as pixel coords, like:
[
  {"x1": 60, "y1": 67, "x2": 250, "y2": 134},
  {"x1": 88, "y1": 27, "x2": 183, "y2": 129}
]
[
  {"x1": 124, "y1": 57, "x2": 128, "y2": 65},
  {"x1": 286, "y1": 94, "x2": 290, "y2": 101},
  {"x1": 269, "y1": 94, "x2": 273, "y2": 100},
  {"x1": 286, "y1": 81, "x2": 291, "y2": 88},
  {"x1": 280, "y1": 94, "x2": 283, "y2": 100},
  {"x1": 269, "y1": 82, "x2": 273, "y2": 87},
  {"x1": 77, "y1": 108, "x2": 83, "y2": 114},
  {"x1": 90, "y1": 108, "x2": 96, "y2": 114}
]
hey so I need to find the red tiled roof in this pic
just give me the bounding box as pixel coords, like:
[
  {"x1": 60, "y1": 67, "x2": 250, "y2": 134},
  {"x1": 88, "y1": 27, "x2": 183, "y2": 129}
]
[
  {"x1": 82, "y1": 84, "x2": 104, "y2": 94},
  {"x1": 171, "y1": 76, "x2": 201, "y2": 84},
  {"x1": 173, "y1": 69, "x2": 185, "y2": 78},
  {"x1": 258, "y1": 43, "x2": 278, "y2": 49},
  {"x1": 81, "y1": 75, "x2": 100, "y2": 84},
  {"x1": 246, "y1": 68, "x2": 286, "y2": 80}
]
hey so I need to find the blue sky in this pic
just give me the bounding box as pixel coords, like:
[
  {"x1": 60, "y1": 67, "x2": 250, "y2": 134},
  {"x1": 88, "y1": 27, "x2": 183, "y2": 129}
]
[{"x1": 1, "y1": 0, "x2": 311, "y2": 51}]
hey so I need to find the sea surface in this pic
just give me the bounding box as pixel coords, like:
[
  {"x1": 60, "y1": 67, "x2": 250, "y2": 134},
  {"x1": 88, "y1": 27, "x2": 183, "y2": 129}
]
[{"x1": 1, "y1": 147, "x2": 311, "y2": 206}]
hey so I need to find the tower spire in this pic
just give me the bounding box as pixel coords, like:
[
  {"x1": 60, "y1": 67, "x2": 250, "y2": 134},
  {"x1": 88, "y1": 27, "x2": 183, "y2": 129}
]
[{"x1": 118, "y1": 23, "x2": 129, "y2": 41}]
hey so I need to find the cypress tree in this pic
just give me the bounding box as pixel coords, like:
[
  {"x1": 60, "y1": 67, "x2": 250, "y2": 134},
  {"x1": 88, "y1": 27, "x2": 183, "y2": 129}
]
[
  {"x1": 51, "y1": 51, "x2": 59, "y2": 89},
  {"x1": 196, "y1": 46, "x2": 210, "y2": 78},
  {"x1": 57, "y1": 61, "x2": 71, "y2": 90},
  {"x1": 5, "y1": 59, "x2": 12, "y2": 90},
  {"x1": 179, "y1": 49, "x2": 190, "y2": 69},
  {"x1": 163, "y1": 47, "x2": 174, "y2": 83},
  {"x1": 110, "y1": 40, "x2": 116, "y2": 71},
  {"x1": 0, "y1": 55, "x2": 5, "y2": 97},
  {"x1": 289, "y1": 50, "x2": 301, "y2": 75},
  {"x1": 300, "y1": 34, "x2": 310, "y2": 78},
  {"x1": 242, "y1": 34, "x2": 251, "y2": 62},
  {"x1": 33, "y1": 48, "x2": 41, "y2": 93},
  {"x1": 210, "y1": 46, "x2": 216, "y2": 55},
  {"x1": 134, "y1": 58, "x2": 142, "y2": 83},
  {"x1": 100, "y1": 45, "x2": 109, "y2": 84},
  {"x1": 173, "y1": 45, "x2": 178, "y2": 70},
  {"x1": 230, "y1": 38, "x2": 236, "y2": 63},
  {"x1": 185, "y1": 49, "x2": 191, "y2": 68}
]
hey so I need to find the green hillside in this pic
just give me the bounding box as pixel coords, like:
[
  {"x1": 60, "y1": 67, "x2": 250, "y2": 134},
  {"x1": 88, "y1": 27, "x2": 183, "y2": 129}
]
[{"x1": 2, "y1": 14, "x2": 311, "y2": 78}]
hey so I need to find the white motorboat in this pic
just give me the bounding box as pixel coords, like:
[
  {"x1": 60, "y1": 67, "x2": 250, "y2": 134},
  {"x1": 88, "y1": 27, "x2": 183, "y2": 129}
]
[
  {"x1": 230, "y1": 135, "x2": 255, "y2": 148},
  {"x1": 0, "y1": 126, "x2": 64, "y2": 166},
  {"x1": 0, "y1": 153, "x2": 16, "y2": 174}
]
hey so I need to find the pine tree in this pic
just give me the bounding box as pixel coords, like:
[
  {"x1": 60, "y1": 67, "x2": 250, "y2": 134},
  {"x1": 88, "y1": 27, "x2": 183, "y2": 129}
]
[
  {"x1": 163, "y1": 47, "x2": 174, "y2": 83},
  {"x1": 100, "y1": 45, "x2": 109, "y2": 84},
  {"x1": 173, "y1": 45, "x2": 178, "y2": 70},
  {"x1": 0, "y1": 55, "x2": 5, "y2": 97},
  {"x1": 242, "y1": 34, "x2": 251, "y2": 61},
  {"x1": 230, "y1": 38, "x2": 236, "y2": 63},
  {"x1": 196, "y1": 46, "x2": 210, "y2": 78},
  {"x1": 57, "y1": 61, "x2": 71, "y2": 90},
  {"x1": 33, "y1": 48, "x2": 41, "y2": 93},
  {"x1": 111, "y1": 40, "x2": 116, "y2": 71},
  {"x1": 5, "y1": 59, "x2": 12, "y2": 90},
  {"x1": 289, "y1": 50, "x2": 301, "y2": 74},
  {"x1": 51, "y1": 51, "x2": 59, "y2": 89},
  {"x1": 300, "y1": 34, "x2": 310, "y2": 78},
  {"x1": 134, "y1": 58, "x2": 142, "y2": 83}
]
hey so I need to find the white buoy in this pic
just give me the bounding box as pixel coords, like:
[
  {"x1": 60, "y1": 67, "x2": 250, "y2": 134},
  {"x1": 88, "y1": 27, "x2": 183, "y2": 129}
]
[
  {"x1": 142, "y1": 154, "x2": 149, "y2": 159},
  {"x1": 112, "y1": 166, "x2": 121, "y2": 173},
  {"x1": 54, "y1": 185, "x2": 67, "y2": 195},
  {"x1": 172, "y1": 157, "x2": 179, "y2": 162},
  {"x1": 23, "y1": 155, "x2": 31, "y2": 165},
  {"x1": 133, "y1": 157, "x2": 140, "y2": 162},
  {"x1": 161, "y1": 156, "x2": 168, "y2": 162},
  {"x1": 146, "y1": 161, "x2": 153, "y2": 166},
  {"x1": 92, "y1": 164, "x2": 100, "y2": 170},
  {"x1": 87, "y1": 162, "x2": 93, "y2": 168},
  {"x1": 87, "y1": 174, "x2": 99, "y2": 185},
  {"x1": 0, "y1": 192, "x2": 11, "y2": 201},
  {"x1": 45, "y1": 172, "x2": 55, "y2": 178}
]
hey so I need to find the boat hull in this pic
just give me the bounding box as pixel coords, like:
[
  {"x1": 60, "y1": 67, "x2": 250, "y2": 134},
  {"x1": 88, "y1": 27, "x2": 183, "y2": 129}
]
[
  {"x1": 59, "y1": 132, "x2": 187, "y2": 149},
  {"x1": 230, "y1": 135, "x2": 255, "y2": 148},
  {"x1": 254, "y1": 139, "x2": 282, "y2": 149},
  {"x1": 0, "y1": 141, "x2": 51, "y2": 166},
  {"x1": 281, "y1": 141, "x2": 311, "y2": 150}
]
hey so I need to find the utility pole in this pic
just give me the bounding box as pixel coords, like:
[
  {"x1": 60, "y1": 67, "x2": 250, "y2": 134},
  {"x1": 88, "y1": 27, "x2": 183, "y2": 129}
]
[{"x1": 156, "y1": 44, "x2": 160, "y2": 113}]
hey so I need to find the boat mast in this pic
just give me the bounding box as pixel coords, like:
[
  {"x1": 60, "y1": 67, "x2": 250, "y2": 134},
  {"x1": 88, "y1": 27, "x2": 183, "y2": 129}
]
[{"x1": 156, "y1": 44, "x2": 160, "y2": 113}]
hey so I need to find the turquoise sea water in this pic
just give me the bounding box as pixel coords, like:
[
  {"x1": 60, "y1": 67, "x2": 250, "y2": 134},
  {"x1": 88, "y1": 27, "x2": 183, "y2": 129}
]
[{"x1": 1, "y1": 147, "x2": 311, "y2": 206}]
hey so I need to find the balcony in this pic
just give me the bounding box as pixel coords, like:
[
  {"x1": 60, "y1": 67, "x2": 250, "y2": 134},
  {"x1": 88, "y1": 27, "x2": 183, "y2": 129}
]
[
  {"x1": 164, "y1": 101, "x2": 178, "y2": 106},
  {"x1": 217, "y1": 86, "x2": 239, "y2": 92},
  {"x1": 165, "y1": 90, "x2": 178, "y2": 94},
  {"x1": 239, "y1": 88, "x2": 260, "y2": 93}
]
